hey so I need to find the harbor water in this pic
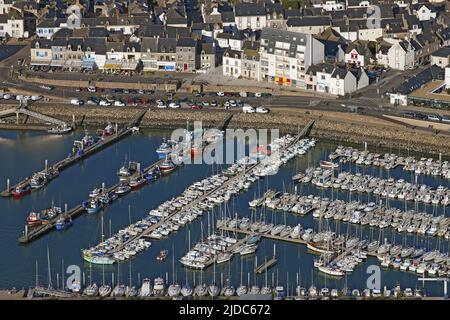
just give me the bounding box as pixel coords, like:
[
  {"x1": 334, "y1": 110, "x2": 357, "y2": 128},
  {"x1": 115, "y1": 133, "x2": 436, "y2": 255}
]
[{"x1": 0, "y1": 128, "x2": 448, "y2": 296}]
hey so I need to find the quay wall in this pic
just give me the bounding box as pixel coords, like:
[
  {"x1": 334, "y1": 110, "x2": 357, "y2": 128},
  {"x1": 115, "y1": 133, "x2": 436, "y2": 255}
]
[{"x1": 0, "y1": 105, "x2": 449, "y2": 156}]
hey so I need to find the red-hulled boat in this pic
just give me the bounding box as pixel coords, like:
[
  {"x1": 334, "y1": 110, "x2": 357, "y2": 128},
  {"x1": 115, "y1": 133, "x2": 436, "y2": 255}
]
[
  {"x1": 159, "y1": 159, "x2": 177, "y2": 175},
  {"x1": 12, "y1": 184, "x2": 31, "y2": 199},
  {"x1": 129, "y1": 176, "x2": 146, "y2": 190},
  {"x1": 27, "y1": 212, "x2": 42, "y2": 227}
]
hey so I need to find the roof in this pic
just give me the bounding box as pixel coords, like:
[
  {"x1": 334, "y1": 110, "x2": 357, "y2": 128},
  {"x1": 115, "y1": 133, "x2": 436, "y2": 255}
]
[
  {"x1": 396, "y1": 65, "x2": 444, "y2": 95},
  {"x1": 223, "y1": 48, "x2": 243, "y2": 59},
  {"x1": 287, "y1": 17, "x2": 331, "y2": 27},
  {"x1": 306, "y1": 62, "x2": 335, "y2": 75},
  {"x1": 176, "y1": 37, "x2": 197, "y2": 47},
  {"x1": 431, "y1": 46, "x2": 450, "y2": 58},
  {"x1": 234, "y1": 4, "x2": 265, "y2": 17},
  {"x1": 438, "y1": 27, "x2": 450, "y2": 41},
  {"x1": 260, "y1": 28, "x2": 310, "y2": 59},
  {"x1": 221, "y1": 11, "x2": 235, "y2": 23}
]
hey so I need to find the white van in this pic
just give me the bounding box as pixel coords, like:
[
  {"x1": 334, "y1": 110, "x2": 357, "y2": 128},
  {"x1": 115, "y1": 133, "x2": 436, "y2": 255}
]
[
  {"x1": 239, "y1": 91, "x2": 247, "y2": 97},
  {"x1": 242, "y1": 104, "x2": 255, "y2": 113},
  {"x1": 70, "y1": 98, "x2": 83, "y2": 105}
]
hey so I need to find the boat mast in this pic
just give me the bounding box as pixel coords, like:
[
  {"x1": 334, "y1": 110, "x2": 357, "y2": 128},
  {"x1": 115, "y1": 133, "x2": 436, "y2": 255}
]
[
  {"x1": 35, "y1": 260, "x2": 39, "y2": 288},
  {"x1": 47, "y1": 245, "x2": 52, "y2": 289}
]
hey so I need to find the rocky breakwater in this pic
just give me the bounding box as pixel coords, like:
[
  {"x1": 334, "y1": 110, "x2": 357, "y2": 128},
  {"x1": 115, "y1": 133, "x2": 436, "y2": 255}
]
[{"x1": 229, "y1": 109, "x2": 450, "y2": 156}]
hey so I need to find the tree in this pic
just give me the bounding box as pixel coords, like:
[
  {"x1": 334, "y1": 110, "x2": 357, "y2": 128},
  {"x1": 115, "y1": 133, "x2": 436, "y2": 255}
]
[{"x1": 280, "y1": 0, "x2": 307, "y2": 9}]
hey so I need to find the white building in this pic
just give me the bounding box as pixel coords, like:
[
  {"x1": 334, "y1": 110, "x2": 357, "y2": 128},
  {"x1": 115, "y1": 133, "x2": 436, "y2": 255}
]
[
  {"x1": 259, "y1": 28, "x2": 325, "y2": 89},
  {"x1": 234, "y1": 4, "x2": 266, "y2": 30},
  {"x1": 223, "y1": 48, "x2": 243, "y2": 78}
]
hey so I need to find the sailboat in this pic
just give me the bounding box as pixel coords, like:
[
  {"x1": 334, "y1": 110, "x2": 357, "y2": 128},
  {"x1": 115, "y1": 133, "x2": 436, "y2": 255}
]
[
  {"x1": 181, "y1": 267, "x2": 193, "y2": 297},
  {"x1": 125, "y1": 262, "x2": 137, "y2": 297},
  {"x1": 98, "y1": 262, "x2": 111, "y2": 297},
  {"x1": 111, "y1": 264, "x2": 125, "y2": 297},
  {"x1": 208, "y1": 260, "x2": 220, "y2": 297},
  {"x1": 84, "y1": 263, "x2": 99, "y2": 296},
  {"x1": 168, "y1": 250, "x2": 181, "y2": 298},
  {"x1": 236, "y1": 259, "x2": 247, "y2": 296}
]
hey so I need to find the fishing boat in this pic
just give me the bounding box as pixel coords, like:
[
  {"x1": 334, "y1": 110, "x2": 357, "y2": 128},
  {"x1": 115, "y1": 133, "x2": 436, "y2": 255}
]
[
  {"x1": 12, "y1": 184, "x2": 31, "y2": 198},
  {"x1": 159, "y1": 158, "x2": 177, "y2": 174},
  {"x1": 30, "y1": 173, "x2": 47, "y2": 189},
  {"x1": 145, "y1": 167, "x2": 161, "y2": 181},
  {"x1": 47, "y1": 123, "x2": 72, "y2": 134},
  {"x1": 156, "y1": 139, "x2": 174, "y2": 159},
  {"x1": 55, "y1": 215, "x2": 73, "y2": 231},
  {"x1": 85, "y1": 199, "x2": 102, "y2": 213},
  {"x1": 27, "y1": 212, "x2": 42, "y2": 227},
  {"x1": 97, "y1": 123, "x2": 116, "y2": 138},
  {"x1": 156, "y1": 250, "x2": 168, "y2": 261},
  {"x1": 129, "y1": 176, "x2": 146, "y2": 190},
  {"x1": 117, "y1": 161, "x2": 138, "y2": 179},
  {"x1": 115, "y1": 184, "x2": 131, "y2": 196}
]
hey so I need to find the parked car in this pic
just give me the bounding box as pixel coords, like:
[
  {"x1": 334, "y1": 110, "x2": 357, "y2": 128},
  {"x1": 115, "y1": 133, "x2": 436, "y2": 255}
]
[
  {"x1": 86, "y1": 97, "x2": 98, "y2": 105},
  {"x1": 3, "y1": 94, "x2": 13, "y2": 100},
  {"x1": 217, "y1": 91, "x2": 225, "y2": 97},
  {"x1": 156, "y1": 103, "x2": 167, "y2": 108},
  {"x1": 99, "y1": 100, "x2": 111, "y2": 106},
  {"x1": 191, "y1": 104, "x2": 202, "y2": 110},
  {"x1": 254, "y1": 92, "x2": 262, "y2": 98},
  {"x1": 256, "y1": 107, "x2": 269, "y2": 114},
  {"x1": 31, "y1": 95, "x2": 43, "y2": 101},
  {"x1": 88, "y1": 86, "x2": 96, "y2": 93},
  {"x1": 70, "y1": 98, "x2": 83, "y2": 105},
  {"x1": 211, "y1": 100, "x2": 218, "y2": 107},
  {"x1": 229, "y1": 100, "x2": 237, "y2": 107},
  {"x1": 403, "y1": 112, "x2": 415, "y2": 118},
  {"x1": 168, "y1": 102, "x2": 180, "y2": 109},
  {"x1": 441, "y1": 115, "x2": 450, "y2": 123},
  {"x1": 239, "y1": 91, "x2": 247, "y2": 97},
  {"x1": 40, "y1": 85, "x2": 54, "y2": 90},
  {"x1": 427, "y1": 114, "x2": 441, "y2": 121},
  {"x1": 242, "y1": 104, "x2": 255, "y2": 113},
  {"x1": 114, "y1": 100, "x2": 125, "y2": 107},
  {"x1": 202, "y1": 101, "x2": 209, "y2": 107}
]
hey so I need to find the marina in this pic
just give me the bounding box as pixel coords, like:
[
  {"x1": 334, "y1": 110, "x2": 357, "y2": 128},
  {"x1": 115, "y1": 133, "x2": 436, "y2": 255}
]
[
  {"x1": 0, "y1": 125, "x2": 449, "y2": 298},
  {"x1": 82, "y1": 123, "x2": 317, "y2": 264},
  {"x1": 1, "y1": 108, "x2": 148, "y2": 198}
]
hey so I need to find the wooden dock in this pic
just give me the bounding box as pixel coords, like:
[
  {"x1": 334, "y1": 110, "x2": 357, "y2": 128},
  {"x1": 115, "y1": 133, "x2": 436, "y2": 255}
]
[
  {"x1": 254, "y1": 257, "x2": 277, "y2": 274},
  {"x1": 2, "y1": 108, "x2": 148, "y2": 198}
]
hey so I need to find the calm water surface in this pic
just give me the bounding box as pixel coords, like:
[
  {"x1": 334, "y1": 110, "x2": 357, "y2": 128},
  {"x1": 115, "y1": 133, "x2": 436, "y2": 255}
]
[{"x1": 0, "y1": 129, "x2": 448, "y2": 296}]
